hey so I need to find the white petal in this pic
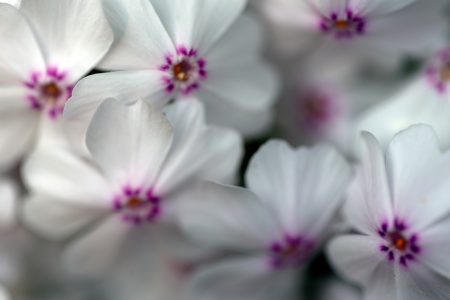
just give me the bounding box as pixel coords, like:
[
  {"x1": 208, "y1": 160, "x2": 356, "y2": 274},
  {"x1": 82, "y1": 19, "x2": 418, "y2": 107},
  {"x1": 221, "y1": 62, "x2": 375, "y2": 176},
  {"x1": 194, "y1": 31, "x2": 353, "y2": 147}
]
[
  {"x1": 99, "y1": 0, "x2": 175, "y2": 70},
  {"x1": 355, "y1": 79, "x2": 430, "y2": 150},
  {"x1": 63, "y1": 215, "x2": 131, "y2": 275},
  {"x1": 0, "y1": 86, "x2": 39, "y2": 170},
  {"x1": 386, "y1": 124, "x2": 450, "y2": 230},
  {"x1": 0, "y1": 179, "x2": 17, "y2": 231},
  {"x1": 367, "y1": 0, "x2": 421, "y2": 15},
  {"x1": 178, "y1": 182, "x2": 279, "y2": 251},
  {"x1": 155, "y1": 100, "x2": 242, "y2": 194},
  {"x1": 418, "y1": 217, "x2": 450, "y2": 279},
  {"x1": 150, "y1": 0, "x2": 246, "y2": 53},
  {"x1": 20, "y1": 0, "x2": 113, "y2": 80},
  {"x1": 186, "y1": 256, "x2": 298, "y2": 300},
  {"x1": 246, "y1": 140, "x2": 351, "y2": 237},
  {"x1": 198, "y1": 88, "x2": 274, "y2": 137},
  {"x1": 23, "y1": 195, "x2": 107, "y2": 240},
  {"x1": 202, "y1": 62, "x2": 279, "y2": 112},
  {"x1": 366, "y1": 0, "x2": 446, "y2": 57},
  {"x1": 23, "y1": 146, "x2": 111, "y2": 208},
  {"x1": 63, "y1": 70, "x2": 170, "y2": 154},
  {"x1": 0, "y1": 4, "x2": 45, "y2": 83},
  {"x1": 0, "y1": 286, "x2": 10, "y2": 300},
  {"x1": 344, "y1": 132, "x2": 393, "y2": 235},
  {"x1": 396, "y1": 262, "x2": 450, "y2": 300},
  {"x1": 86, "y1": 98, "x2": 173, "y2": 186},
  {"x1": 327, "y1": 235, "x2": 387, "y2": 286},
  {"x1": 206, "y1": 14, "x2": 264, "y2": 68},
  {"x1": 364, "y1": 261, "x2": 397, "y2": 300}
]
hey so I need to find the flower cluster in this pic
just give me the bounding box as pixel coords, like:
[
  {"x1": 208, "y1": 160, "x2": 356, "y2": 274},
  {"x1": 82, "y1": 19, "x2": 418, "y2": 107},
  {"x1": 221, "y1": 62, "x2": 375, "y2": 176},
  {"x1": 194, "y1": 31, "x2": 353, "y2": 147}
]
[{"x1": 0, "y1": 0, "x2": 449, "y2": 299}]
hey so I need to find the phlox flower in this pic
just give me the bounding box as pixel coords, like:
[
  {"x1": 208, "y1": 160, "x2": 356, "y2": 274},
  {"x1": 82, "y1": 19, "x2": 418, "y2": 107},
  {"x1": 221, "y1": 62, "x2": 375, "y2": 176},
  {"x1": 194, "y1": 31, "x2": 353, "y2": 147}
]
[
  {"x1": 178, "y1": 140, "x2": 351, "y2": 300},
  {"x1": 65, "y1": 0, "x2": 279, "y2": 137},
  {"x1": 0, "y1": 0, "x2": 113, "y2": 170},
  {"x1": 258, "y1": 0, "x2": 446, "y2": 69},
  {"x1": 23, "y1": 98, "x2": 242, "y2": 275},
  {"x1": 328, "y1": 125, "x2": 450, "y2": 300}
]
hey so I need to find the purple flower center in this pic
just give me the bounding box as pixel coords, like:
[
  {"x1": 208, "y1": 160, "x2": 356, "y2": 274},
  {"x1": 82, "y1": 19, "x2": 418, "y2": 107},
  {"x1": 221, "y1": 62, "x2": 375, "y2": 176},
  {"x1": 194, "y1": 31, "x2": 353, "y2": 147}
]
[
  {"x1": 113, "y1": 186, "x2": 161, "y2": 225},
  {"x1": 23, "y1": 67, "x2": 74, "y2": 119},
  {"x1": 296, "y1": 87, "x2": 340, "y2": 133},
  {"x1": 268, "y1": 235, "x2": 315, "y2": 269},
  {"x1": 159, "y1": 46, "x2": 208, "y2": 96},
  {"x1": 320, "y1": 10, "x2": 366, "y2": 39},
  {"x1": 378, "y1": 218, "x2": 420, "y2": 267},
  {"x1": 425, "y1": 48, "x2": 450, "y2": 94}
]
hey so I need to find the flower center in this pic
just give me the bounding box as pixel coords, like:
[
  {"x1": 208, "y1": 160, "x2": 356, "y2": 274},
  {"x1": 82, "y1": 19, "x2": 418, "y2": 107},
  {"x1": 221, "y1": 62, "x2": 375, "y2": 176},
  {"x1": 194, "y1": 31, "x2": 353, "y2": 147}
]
[
  {"x1": 389, "y1": 231, "x2": 408, "y2": 251},
  {"x1": 425, "y1": 48, "x2": 450, "y2": 94},
  {"x1": 295, "y1": 87, "x2": 341, "y2": 135},
  {"x1": 378, "y1": 218, "x2": 420, "y2": 267},
  {"x1": 24, "y1": 67, "x2": 74, "y2": 119},
  {"x1": 172, "y1": 60, "x2": 193, "y2": 82},
  {"x1": 268, "y1": 235, "x2": 315, "y2": 269},
  {"x1": 113, "y1": 187, "x2": 161, "y2": 225},
  {"x1": 320, "y1": 11, "x2": 366, "y2": 39},
  {"x1": 40, "y1": 82, "x2": 62, "y2": 99},
  {"x1": 159, "y1": 46, "x2": 208, "y2": 96}
]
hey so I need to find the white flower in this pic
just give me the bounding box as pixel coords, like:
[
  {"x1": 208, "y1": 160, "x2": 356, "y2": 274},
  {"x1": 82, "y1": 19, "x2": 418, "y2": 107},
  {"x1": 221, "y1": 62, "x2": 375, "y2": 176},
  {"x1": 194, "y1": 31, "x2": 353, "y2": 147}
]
[
  {"x1": 0, "y1": 0, "x2": 113, "y2": 170},
  {"x1": 64, "y1": 0, "x2": 279, "y2": 137},
  {"x1": 178, "y1": 140, "x2": 351, "y2": 300},
  {"x1": 22, "y1": 98, "x2": 242, "y2": 275},
  {"x1": 258, "y1": 0, "x2": 446, "y2": 68},
  {"x1": 357, "y1": 46, "x2": 450, "y2": 150},
  {"x1": 327, "y1": 125, "x2": 450, "y2": 300}
]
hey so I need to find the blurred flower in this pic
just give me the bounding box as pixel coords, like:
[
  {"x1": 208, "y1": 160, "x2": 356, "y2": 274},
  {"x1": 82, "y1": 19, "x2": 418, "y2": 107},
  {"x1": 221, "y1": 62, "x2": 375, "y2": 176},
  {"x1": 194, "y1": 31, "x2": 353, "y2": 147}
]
[
  {"x1": 23, "y1": 99, "x2": 242, "y2": 275},
  {"x1": 0, "y1": 0, "x2": 113, "y2": 170},
  {"x1": 357, "y1": 46, "x2": 450, "y2": 150},
  {"x1": 328, "y1": 125, "x2": 450, "y2": 299},
  {"x1": 318, "y1": 279, "x2": 361, "y2": 300},
  {"x1": 178, "y1": 140, "x2": 351, "y2": 300},
  {"x1": 258, "y1": 0, "x2": 446, "y2": 69},
  {"x1": 65, "y1": 0, "x2": 279, "y2": 137}
]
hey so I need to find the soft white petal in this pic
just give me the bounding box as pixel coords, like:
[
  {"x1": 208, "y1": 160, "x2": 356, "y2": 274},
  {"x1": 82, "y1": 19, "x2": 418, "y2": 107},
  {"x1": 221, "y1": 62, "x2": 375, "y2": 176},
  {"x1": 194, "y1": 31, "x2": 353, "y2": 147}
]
[
  {"x1": 327, "y1": 235, "x2": 387, "y2": 286},
  {"x1": 364, "y1": 261, "x2": 397, "y2": 300},
  {"x1": 154, "y1": 100, "x2": 242, "y2": 194},
  {"x1": 23, "y1": 146, "x2": 111, "y2": 208},
  {"x1": 206, "y1": 14, "x2": 264, "y2": 68},
  {"x1": 396, "y1": 262, "x2": 450, "y2": 300},
  {"x1": 63, "y1": 215, "x2": 131, "y2": 275},
  {"x1": 99, "y1": 0, "x2": 175, "y2": 70},
  {"x1": 386, "y1": 125, "x2": 450, "y2": 230},
  {"x1": 0, "y1": 179, "x2": 17, "y2": 231},
  {"x1": 202, "y1": 62, "x2": 279, "y2": 112},
  {"x1": 198, "y1": 88, "x2": 274, "y2": 137},
  {"x1": 0, "y1": 286, "x2": 9, "y2": 300},
  {"x1": 365, "y1": 0, "x2": 446, "y2": 57},
  {"x1": 23, "y1": 195, "x2": 107, "y2": 240},
  {"x1": 150, "y1": 0, "x2": 246, "y2": 53},
  {"x1": 0, "y1": 4, "x2": 45, "y2": 83},
  {"x1": 86, "y1": 98, "x2": 173, "y2": 186},
  {"x1": 186, "y1": 256, "x2": 298, "y2": 300},
  {"x1": 344, "y1": 132, "x2": 393, "y2": 235},
  {"x1": 0, "y1": 86, "x2": 39, "y2": 170},
  {"x1": 367, "y1": 0, "x2": 423, "y2": 15},
  {"x1": 418, "y1": 217, "x2": 450, "y2": 279},
  {"x1": 20, "y1": 0, "x2": 114, "y2": 80},
  {"x1": 246, "y1": 140, "x2": 351, "y2": 237},
  {"x1": 178, "y1": 182, "x2": 279, "y2": 251},
  {"x1": 63, "y1": 70, "x2": 170, "y2": 154}
]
